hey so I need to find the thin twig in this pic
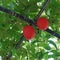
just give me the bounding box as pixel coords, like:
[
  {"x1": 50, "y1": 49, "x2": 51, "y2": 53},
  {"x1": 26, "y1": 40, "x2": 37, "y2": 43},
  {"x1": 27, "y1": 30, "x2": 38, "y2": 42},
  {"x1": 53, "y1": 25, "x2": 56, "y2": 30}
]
[
  {"x1": 15, "y1": 35, "x2": 24, "y2": 49},
  {"x1": 6, "y1": 35, "x2": 24, "y2": 60},
  {"x1": 34, "y1": 0, "x2": 50, "y2": 21}
]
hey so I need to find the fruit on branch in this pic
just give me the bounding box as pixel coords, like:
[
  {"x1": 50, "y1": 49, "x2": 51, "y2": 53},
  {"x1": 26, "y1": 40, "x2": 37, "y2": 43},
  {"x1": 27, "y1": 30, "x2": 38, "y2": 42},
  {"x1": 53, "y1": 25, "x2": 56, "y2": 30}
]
[
  {"x1": 36, "y1": 17, "x2": 49, "y2": 30},
  {"x1": 23, "y1": 26, "x2": 35, "y2": 40}
]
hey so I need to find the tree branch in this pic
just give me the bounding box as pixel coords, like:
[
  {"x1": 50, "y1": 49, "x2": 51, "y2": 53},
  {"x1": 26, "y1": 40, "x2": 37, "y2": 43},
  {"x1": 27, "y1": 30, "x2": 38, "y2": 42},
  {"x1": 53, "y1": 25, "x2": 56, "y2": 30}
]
[
  {"x1": 15, "y1": 35, "x2": 24, "y2": 49},
  {"x1": 34, "y1": 0, "x2": 50, "y2": 21},
  {"x1": 0, "y1": 6, "x2": 35, "y2": 25},
  {"x1": 6, "y1": 35, "x2": 24, "y2": 60},
  {"x1": 46, "y1": 28, "x2": 60, "y2": 39}
]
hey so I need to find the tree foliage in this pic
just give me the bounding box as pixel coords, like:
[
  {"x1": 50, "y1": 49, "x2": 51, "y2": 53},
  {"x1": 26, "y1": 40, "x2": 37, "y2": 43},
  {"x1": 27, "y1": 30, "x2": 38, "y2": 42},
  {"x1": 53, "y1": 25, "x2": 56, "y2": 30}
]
[{"x1": 0, "y1": 0, "x2": 60, "y2": 60}]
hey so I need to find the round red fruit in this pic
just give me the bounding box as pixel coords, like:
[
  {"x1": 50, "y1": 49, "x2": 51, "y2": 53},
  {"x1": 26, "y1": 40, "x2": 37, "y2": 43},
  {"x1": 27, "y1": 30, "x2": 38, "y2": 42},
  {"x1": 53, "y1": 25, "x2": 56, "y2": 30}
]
[
  {"x1": 23, "y1": 26, "x2": 35, "y2": 40},
  {"x1": 37, "y1": 17, "x2": 49, "y2": 30}
]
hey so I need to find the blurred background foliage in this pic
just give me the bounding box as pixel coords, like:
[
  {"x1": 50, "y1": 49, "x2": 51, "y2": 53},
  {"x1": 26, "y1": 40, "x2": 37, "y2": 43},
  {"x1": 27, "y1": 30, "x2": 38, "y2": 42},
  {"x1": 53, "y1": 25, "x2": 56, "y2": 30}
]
[{"x1": 0, "y1": 0, "x2": 60, "y2": 60}]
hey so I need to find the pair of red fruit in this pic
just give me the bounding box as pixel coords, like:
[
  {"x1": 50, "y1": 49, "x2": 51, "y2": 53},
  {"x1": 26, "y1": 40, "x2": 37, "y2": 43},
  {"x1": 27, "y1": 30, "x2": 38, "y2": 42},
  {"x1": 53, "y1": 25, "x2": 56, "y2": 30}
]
[{"x1": 23, "y1": 17, "x2": 49, "y2": 40}]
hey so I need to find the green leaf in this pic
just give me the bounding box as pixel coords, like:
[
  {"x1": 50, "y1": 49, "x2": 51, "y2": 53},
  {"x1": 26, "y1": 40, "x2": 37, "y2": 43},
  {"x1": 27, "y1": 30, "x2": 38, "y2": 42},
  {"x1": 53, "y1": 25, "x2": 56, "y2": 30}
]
[{"x1": 48, "y1": 40, "x2": 57, "y2": 49}]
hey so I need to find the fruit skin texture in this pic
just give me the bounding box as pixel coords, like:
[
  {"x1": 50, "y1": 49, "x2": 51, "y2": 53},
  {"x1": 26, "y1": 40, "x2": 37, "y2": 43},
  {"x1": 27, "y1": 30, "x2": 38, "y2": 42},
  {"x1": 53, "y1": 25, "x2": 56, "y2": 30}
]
[
  {"x1": 37, "y1": 17, "x2": 49, "y2": 30},
  {"x1": 23, "y1": 26, "x2": 35, "y2": 40}
]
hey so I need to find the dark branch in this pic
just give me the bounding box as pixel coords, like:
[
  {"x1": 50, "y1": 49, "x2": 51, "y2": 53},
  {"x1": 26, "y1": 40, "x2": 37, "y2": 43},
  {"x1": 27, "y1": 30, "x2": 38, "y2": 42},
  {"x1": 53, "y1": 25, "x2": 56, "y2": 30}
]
[
  {"x1": 34, "y1": 0, "x2": 50, "y2": 21},
  {"x1": 6, "y1": 35, "x2": 24, "y2": 60},
  {"x1": 15, "y1": 35, "x2": 24, "y2": 49},
  {"x1": 0, "y1": 6, "x2": 35, "y2": 25},
  {"x1": 46, "y1": 28, "x2": 60, "y2": 39}
]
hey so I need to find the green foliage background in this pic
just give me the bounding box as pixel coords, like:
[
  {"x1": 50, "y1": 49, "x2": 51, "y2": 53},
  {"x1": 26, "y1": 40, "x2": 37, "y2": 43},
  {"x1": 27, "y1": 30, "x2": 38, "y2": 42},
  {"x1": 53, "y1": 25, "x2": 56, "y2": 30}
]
[{"x1": 0, "y1": 0, "x2": 60, "y2": 60}]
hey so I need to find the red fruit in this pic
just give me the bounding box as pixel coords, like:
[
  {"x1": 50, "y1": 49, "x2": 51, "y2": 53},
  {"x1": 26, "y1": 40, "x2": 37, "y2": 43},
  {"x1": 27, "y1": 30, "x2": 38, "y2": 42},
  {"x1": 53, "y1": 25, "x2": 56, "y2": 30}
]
[
  {"x1": 23, "y1": 26, "x2": 35, "y2": 40},
  {"x1": 37, "y1": 17, "x2": 49, "y2": 30}
]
